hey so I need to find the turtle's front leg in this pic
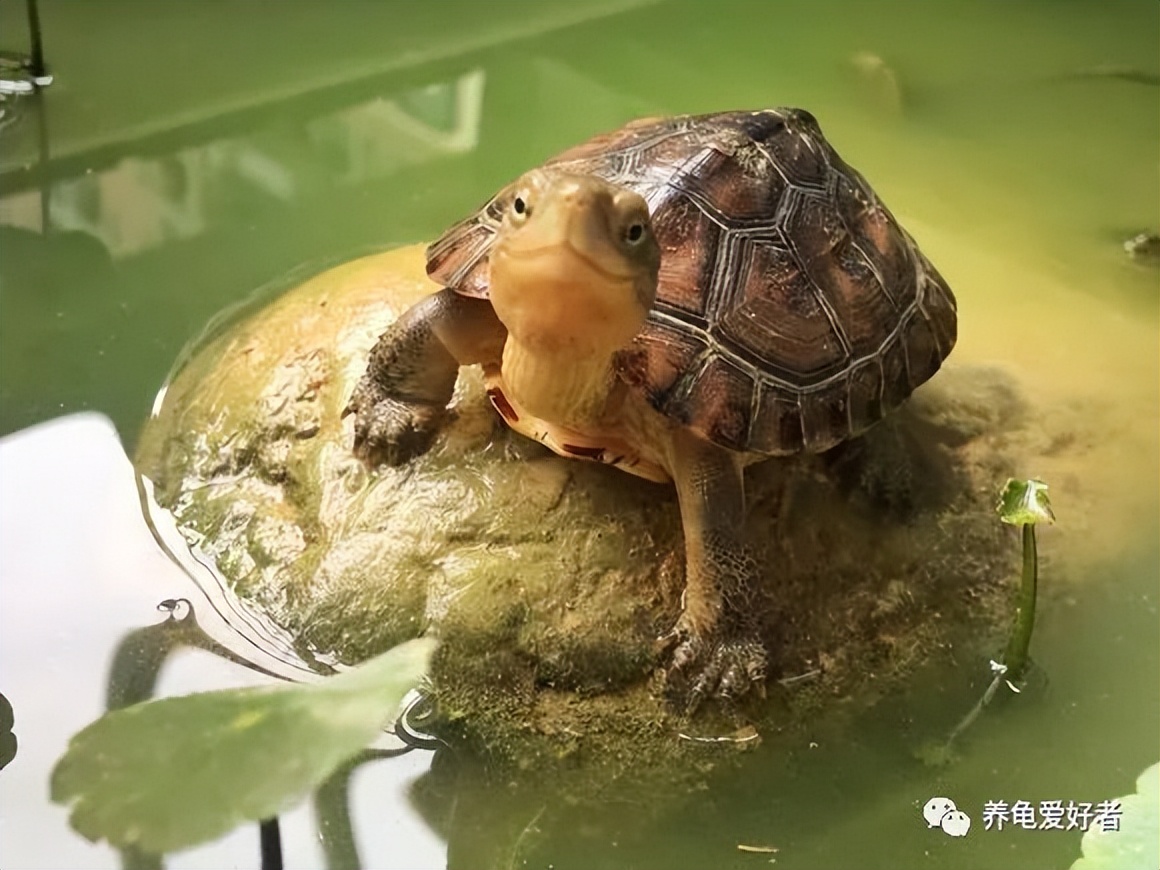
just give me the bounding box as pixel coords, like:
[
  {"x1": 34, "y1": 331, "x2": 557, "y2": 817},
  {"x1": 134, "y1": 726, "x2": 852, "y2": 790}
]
[
  {"x1": 346, "y1": 288, "x2": 506, "y2": 467},
  {"x1": 664, "y1": 430, "x2": 768, "y2": 712}
]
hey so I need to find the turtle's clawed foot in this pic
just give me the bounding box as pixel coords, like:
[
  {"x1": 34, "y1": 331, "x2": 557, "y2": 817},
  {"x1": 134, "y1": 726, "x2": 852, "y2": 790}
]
[
  {"x1": 345, "y1": 382, "x2": 446, "y2": 467},
  {"x1": 661, "y1": 624, "x2": 767, "y2": 715}
]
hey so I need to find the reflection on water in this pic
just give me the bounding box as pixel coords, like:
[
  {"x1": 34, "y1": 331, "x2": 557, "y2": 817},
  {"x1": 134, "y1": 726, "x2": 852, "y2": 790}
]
[
  {"x1": 0, "y1": 70, "x2": 485, "y2": 259},
  {"x1": 0, "y1": 0, "x2": 1156, "y2": 868},
  {"x1": 0, "y1": 413, "x2": 446, "y2": 869},
  {"x1": 138, "y1": 474, "x2": 341, "y2": 682}
]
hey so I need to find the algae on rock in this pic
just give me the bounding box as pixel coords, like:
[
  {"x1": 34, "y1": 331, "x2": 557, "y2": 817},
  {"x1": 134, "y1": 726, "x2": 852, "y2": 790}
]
[{"x1": 138, "y1": 245, "x2": 1036, "y2": 790}]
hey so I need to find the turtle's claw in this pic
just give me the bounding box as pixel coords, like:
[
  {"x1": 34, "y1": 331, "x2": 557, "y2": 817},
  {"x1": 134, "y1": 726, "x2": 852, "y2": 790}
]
[
  {"x1": 665, "y1": 628, "x2": 703, "y2": 673},
  {"x1": 347, "y1": 384, "x2": 446, "y2": 468},
  {"x1": 663, "y1": 626, "x2": 767, "y2": 714}
]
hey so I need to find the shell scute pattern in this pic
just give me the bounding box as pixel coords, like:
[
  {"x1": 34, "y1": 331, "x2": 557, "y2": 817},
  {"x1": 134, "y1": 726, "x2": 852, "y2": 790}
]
[{"x1": 426, "y1": 108, "x2": 957, "y2": 455}]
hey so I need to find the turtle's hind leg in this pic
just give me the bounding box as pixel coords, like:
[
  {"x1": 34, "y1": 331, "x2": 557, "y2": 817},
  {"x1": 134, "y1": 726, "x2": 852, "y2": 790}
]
[{"x1": 346, "y1": 288, "x2": 506, "y2": 467}]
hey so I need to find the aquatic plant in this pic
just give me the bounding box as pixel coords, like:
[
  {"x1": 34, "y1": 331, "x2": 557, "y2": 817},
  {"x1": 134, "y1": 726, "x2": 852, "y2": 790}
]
[
  {"x1": 995, "y1": 478, "x2": 1055, "y2": 681},
  {"x1": 50, "y1": 638, "x2": 434, "y2": 854},
  {"x1": 0, "y1": 691, "x2": 15, "y2": 771},
  {"x1": 921, "y1": 478, "x2": 1055, "y2": 763}
]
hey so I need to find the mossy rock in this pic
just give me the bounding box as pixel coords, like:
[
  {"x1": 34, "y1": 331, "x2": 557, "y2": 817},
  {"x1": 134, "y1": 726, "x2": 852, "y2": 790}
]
[{"x1": 137, "y1": 246, "x2": 1026, "y2": 796}]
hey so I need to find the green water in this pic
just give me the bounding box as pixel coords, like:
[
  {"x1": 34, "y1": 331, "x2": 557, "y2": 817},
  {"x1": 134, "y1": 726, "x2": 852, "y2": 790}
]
[{"x1": 0, "y1": 1, "x2": 1156, "y2": 868}]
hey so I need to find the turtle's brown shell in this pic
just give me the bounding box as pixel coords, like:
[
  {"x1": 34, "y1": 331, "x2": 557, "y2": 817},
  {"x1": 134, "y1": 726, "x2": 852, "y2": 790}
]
[{"x1": 426, "y1": 108, "x2": 957, "y2": 455}]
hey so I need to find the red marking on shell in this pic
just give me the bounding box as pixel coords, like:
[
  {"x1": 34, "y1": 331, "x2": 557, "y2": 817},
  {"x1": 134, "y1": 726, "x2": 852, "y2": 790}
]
[
  {"x1": 562, "y1": 443, "x2": 606, "y2": 460},
  {"x1": 486, "y1": 388, "x2": 519, "y2": 422}
]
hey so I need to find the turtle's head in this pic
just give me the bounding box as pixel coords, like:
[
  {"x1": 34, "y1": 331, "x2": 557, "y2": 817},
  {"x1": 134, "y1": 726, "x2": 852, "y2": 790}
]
[{"x1": 489, "y1": 170, "x2": 659, "y2": 354}]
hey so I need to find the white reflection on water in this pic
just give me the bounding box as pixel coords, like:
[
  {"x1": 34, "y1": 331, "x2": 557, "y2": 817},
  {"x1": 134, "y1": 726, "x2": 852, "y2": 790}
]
[{"x1": 0, "y1": 413, "x2": 444, "y2": 870}]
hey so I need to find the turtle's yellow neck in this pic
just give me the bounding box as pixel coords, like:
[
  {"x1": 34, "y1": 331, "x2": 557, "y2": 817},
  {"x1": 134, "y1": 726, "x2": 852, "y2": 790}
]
[{"x1": 500, "y1": 338, "x2": 617, "y2": 427}]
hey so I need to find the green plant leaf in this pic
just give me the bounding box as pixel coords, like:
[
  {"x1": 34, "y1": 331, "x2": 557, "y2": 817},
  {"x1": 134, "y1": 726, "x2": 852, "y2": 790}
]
[
  {"x1": 0, "y1": 691, "x2": 16, "y2": 771},
  {"x1": 1070, "y1": 762, "x2": 1159, "y2": 870},
  {"x1": 51, "y1": 637, "x2": 435, "y2": 854},
  {"x1": 997, "y1": 478, "x2": 1056, "y2": 526}
]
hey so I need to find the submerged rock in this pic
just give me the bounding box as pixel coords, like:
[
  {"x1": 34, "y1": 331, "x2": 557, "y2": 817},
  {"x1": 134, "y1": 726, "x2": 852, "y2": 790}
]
[
  {"x1": 1123, "y1": 231, "x2": 1160, "y2": 265},
  {"x1": 138, "y1": 246, "x2": 1031, "y2": 795}
]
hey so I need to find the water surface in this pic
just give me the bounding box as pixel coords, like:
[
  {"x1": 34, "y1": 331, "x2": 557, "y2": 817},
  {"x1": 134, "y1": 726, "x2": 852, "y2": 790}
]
[{"x1": 0, "y1": 1, "x2": 1156, "y2": 867}]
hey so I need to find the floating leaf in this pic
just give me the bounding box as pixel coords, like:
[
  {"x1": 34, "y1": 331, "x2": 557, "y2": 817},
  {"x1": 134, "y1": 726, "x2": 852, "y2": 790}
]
[
  {"x1": 1070, "y1": 762, "x2": 1159, "y2": 870},
  {"x1": 997, "y1": 478, "x2": 1056, "y2": 526},
  {"x1": 51, "y1": 637, "x2": 435, "y2": 854},
  {"x1": 0, "y1": 691, "x2": 16, "y2": 771}
]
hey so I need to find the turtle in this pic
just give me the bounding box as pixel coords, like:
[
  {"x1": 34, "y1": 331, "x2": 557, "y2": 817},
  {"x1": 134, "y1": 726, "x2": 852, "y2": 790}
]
[{"x1": 345, "y1": 108, "x2": 957, "y2": 709}]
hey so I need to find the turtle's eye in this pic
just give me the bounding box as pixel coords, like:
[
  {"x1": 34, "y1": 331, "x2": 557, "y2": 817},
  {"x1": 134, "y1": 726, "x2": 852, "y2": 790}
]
[
  {"x1": 511, "y1": 195, "x2": 530, "y2": 221},
  {"x1": 625, "y1": 222, "x2": 646, "y2": 245}
]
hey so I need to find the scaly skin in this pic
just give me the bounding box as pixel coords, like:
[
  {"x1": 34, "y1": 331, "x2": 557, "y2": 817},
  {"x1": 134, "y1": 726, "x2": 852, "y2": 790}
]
[
  {"x1": 345, "y1": 288, "x2": 505, "y2": 466},
  {"x1": 661, "y1": 428, "x2": 768, "y2": 712},
  {"x1": 350, "y1": 171, "x2": 768, "y2": 711}
]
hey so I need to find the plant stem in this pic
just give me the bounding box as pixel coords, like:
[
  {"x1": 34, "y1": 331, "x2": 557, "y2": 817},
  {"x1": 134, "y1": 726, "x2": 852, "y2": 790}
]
[
  {"x1": 260, "y1": 818, "x2": 283, "y2": 870},
  {"x1": 1002, "y1": 523, "x2": 1038, "y2": 681},
  {"x1": 27, "y1": 0, "x2": 47, "y2": 78},
  {"x1": 943, "y1": 670, "x2": 1004, "y2": 749}
]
